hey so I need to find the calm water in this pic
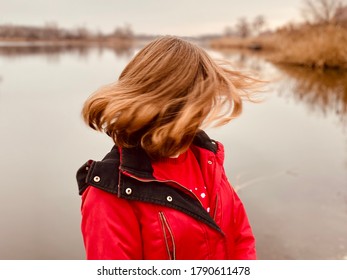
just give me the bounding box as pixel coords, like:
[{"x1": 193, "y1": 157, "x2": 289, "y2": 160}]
[{"x1": 0, "y1": 43, "x2": 346, "y2": 260}]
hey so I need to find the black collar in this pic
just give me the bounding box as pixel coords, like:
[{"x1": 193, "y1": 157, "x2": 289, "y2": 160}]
[{"x1": 120, "y1": 130, "x2": 217, "y2": 179}]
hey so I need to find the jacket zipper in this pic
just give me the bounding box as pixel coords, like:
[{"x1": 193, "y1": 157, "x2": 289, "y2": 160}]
[
  {"x1": 158, "y1": 211, "x2": 176, "y2": 260},
  {"x1": 213, "y1": 195, "x2": 219, "y2": 220},
  {"x1": 119, "y1": 168, "x2": 204, "y2": 207}
]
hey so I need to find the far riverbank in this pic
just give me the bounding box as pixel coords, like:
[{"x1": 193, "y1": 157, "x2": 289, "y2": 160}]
[{"x1": 210, "y1": 24, "x2": 347, "y2": 70}]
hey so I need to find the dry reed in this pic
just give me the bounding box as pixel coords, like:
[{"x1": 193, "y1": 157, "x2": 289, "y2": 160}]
[
  {"x1": 210, "y1": 25, "x2": 347, "y2": 69},
  {"x1": 272, "y1": 25, "x2": 347, "y2": 69}
]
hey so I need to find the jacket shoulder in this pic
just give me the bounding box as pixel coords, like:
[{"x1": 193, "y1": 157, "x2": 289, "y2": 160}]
[
  {"x1": 76, "y1": 146, "x2": 120, "y2": 195},
  {"x1": 193, "y1": 130, "x2": 218, "y2": 154}
]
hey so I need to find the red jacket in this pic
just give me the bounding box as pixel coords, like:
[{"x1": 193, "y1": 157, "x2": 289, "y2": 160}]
[{"x1": 76, "y1": 131, "x2": 256, "y2": 260}]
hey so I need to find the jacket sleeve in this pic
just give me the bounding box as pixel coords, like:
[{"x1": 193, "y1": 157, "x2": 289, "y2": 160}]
[
  {"x1": 231, "y1": 186, "x2": 256, "y2": 259},
  {"x1": 81, "y1": 186, "x2": 143, "y2": 260}
]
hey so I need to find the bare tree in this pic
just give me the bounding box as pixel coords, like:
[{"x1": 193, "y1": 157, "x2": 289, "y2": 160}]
[
  {"x1": 235, "y1": 17, "x2": 251, "y2": 38},
  {"x1": 75, "y1": 26, "x2": 90, "y2": 40},
  {"x1": 252, "y1": 15, "x2": 266, "y2": 35},
  {"x1": 301, "y1": 0, "x2": 344, "y2": 24},
  {"x1": 113, "y1": 23, "x2": 134, "y2": 40},
  {"x1": 333, "y1": 5, "x2": 347, "y2": 25},
  {"x1": 44, "y1": 21, "x2": 60, "y2": 39},
  {"x1": 224, "y1": 26, "x2": 234, "y2": 37}
]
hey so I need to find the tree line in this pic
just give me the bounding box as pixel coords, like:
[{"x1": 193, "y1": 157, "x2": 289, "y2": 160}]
[
  {"x1": 0, "y1": 23, "x2": 134, "y2": 41},
  {"x1": 224, "y1": 0, "x2": 347, "y2": 38}
]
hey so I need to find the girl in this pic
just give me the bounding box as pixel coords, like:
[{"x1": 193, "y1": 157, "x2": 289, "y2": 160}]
[{"x1": 76, "y1": 36, "x2": 258, "y2": 260}]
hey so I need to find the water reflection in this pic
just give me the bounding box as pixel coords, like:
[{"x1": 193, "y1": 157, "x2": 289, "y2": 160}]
[
  {"x1": 275, "y1": 65, "x2": 347, "y2": 126},
  {"x1": 215, "y1": 50, "x2": 347, "y2": 128},
  {"x1": 210, "y1": 49, "x2": 269, "y2": 75},
  {"x1": 0, "y1": 43, "x2": 134, "y2": 61}
]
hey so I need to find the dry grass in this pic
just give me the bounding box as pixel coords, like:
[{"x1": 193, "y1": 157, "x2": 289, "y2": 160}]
[
  {"x1": 210, "y1": 25, "x2": 347, "y2": 69},
  {"x1": 210, "y1": 34, "x2": 278, "y2": 52},
  {"x1": 272, "y1": 25, "x2": 347, "y2": 69}
]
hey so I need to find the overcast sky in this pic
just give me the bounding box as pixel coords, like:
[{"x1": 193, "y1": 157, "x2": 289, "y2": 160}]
[{"x1": 1, "y1": 0, "x2": 304, "y2": 36}]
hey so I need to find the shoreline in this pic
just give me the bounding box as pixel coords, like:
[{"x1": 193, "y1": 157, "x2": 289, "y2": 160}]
[
  {"x1": 0, "y1": 37, "x2": 136, "y2": 47},
  {"x1": 209, "y1": 25, "x2": 347, "y2": 70}
]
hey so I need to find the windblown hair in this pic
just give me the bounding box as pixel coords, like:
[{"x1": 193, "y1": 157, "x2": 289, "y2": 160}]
[{"x1": 83, "y1": 36, "x2": 260, "y2": 160}]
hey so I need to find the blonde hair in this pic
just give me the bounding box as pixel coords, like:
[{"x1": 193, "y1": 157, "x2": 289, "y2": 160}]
[{"x1": 83, "y1": 36, "x2": 260, "y2": 160}]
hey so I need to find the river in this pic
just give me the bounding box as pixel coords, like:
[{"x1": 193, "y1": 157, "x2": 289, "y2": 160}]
[{"x1": 0, "y1": 43, "x2": 346, "y2": 259}]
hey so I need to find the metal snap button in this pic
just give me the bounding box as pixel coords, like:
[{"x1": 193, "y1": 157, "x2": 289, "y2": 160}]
[
  {"x1": 207, "y1": 160, "x2": 213, "y2": 165},
  {"x1": 166, "y1": 196, "x2": 173, "y2": 202},
  {"x1": 85, "y1": 166, "x2": 89, "y2": 171},
  {"x1": 93, "y1": 176, "x2": 100, "y2": 182},
  {"x1": 125, "y1": 188, "x2": 132, "y2": 195}
]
